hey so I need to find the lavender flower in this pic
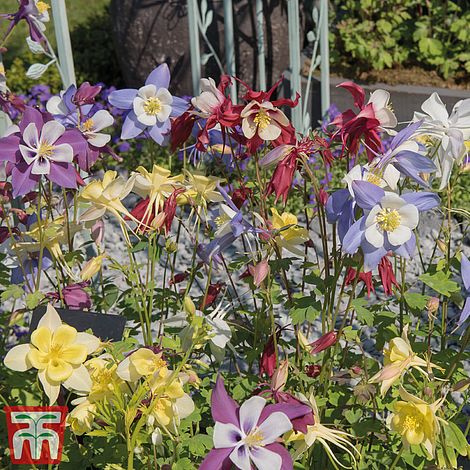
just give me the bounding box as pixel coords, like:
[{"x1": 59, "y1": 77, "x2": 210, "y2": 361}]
[{"x1": 458, "y1": 254, "x2": 470, "y2": 326}]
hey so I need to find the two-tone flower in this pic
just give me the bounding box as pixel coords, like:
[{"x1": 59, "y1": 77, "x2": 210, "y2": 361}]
[{"x1": 3, "y1": 304, "x2": 100, "y2": 404}]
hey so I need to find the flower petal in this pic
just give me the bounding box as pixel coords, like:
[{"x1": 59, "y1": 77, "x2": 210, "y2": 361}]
[
  {"x1": 199, "y1": 448, "x2": 233, "y2": 470},
  {"x1": 38, "y1": 304, "x2": 62, "y2": 331},
  {"x1": 23, "y1": 122, "x2": 39, "y2": 148},
  {"x1": 52, "y1": 324, "x2": 77, "y2": 348},
  {"x1": 3, "y1": 344, "x2": 32, "y2": 372},
  {"x1": 31, "y1": 326, "x2": 52, "y2": 352},
  {"x1": 108, "y1": 88, "x2": 137, "y2": 109},
  {"x1": 421, "y1": 92, "x2": 448, "y2": 123},
  {"x1": 257, "y1": 412, "x2": 292, "y2": 445},
  {"x1": 229, "y1": 445, "x2": 251, "y2": 470},
  {"x1": 352, "y1": 181, "x2": 385, "y2": 210},
  {"x1": 62, "y1": 364, "x2": 92, "y2": 393},
  {"x1": 213, "y1": 421, "x2": 243, "y2": 448},
  {"x1": 249, "y1": 446, "x2": 283, "y2": 470},
  {"x1": 50, "y1": 143, "x2": 73, "y2": 163},
  {"x1": 75, "y1": 332, "x2": 101, "y2": 354},
  {"x1": 40, "y1": 120, "x2": 65, "y2": 144},
  {"x1": 388, "y1": 225, "x2": 411, "y2": 246},
  {"x1": 398, "y1": 204, "x2": 419, "y2": 229},
  {"x1": 239, "y1": 395, "x2": 266, "y2": 434},
  {"x1": 211, "y1": 376, "x2": 240, "y2": 426},
  {"x1": 145, "y1": 63, "x2": 171, "y2": 89},
  {"x1": 38, "y1": 369, "x2": 61, "y2": 405},
  {"x1": 46, "y1": 359, "x2": 73, "y2": 382},
  {"x1": 365, "y1": 224, "x2": 384, "y2": 248}
]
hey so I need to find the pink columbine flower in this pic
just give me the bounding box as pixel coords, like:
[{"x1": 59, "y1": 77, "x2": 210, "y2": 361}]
[{"x1": 200, "y1": 376, "x2": 311, "y2": 470}]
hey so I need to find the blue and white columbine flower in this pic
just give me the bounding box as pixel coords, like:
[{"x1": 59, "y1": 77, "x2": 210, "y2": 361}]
[
  {"x1": 108, "y1": 64, "x2": 189, "y2": 144},
  {"x1": 342, "y1": 181, "x2": 439, "y2": 270}
]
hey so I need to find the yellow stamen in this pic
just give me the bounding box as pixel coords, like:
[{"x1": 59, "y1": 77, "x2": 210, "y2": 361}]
[
  {"x1": 38, "y1": 141, "x2": 54, "y2": 158},
  {"x1": 80, "y1": 118, "x2": 94, "y2": 132},
  {"x1": 215, "y1": 214, "x2": 230, "y2": 226},
  {"x1": 143, "y1": 97, "x2": 162, "y2": 116},
  {"x1": 36, "y1": 1, "x2": 50, "y2": 14},
  {"x1": 402, "y1": 414, "x2": 419, "y2": 432},
  {"x1": 376, "y1": 208, "x2": 401, "y2": 232},
  {"x1": 366, "y1": 171, "x2": 383, "y2": 186},
  {"x1": 253, "y1": 109, "x2": 271, "y2": 130},
  {"x1": 244, "y1": 428, "x2": 264, "y2": 447}
]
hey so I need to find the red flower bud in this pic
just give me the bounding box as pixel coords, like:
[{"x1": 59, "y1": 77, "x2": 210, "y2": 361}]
[
  {"x1": 310, "y1": 331, "x2": 337, "y2": 354},
  {"x1": 305, "y1": 364, "x2": 321, "y2": 378}
]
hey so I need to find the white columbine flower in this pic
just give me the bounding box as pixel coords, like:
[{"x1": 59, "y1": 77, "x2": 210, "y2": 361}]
[
  {"x1": 343, "y1": 163, "x2": 400, "y2": 193},
  {"x1": 133, "y1": 84, "x2": 173, "y2": 127},
  {"x1": 413, "y1": 92, "x2": 470, "y2": 189},
  {"x1": 191, "y1": 78, "x2": 225, "y2": 116},
  {"x1": 368, "y1": 89, "x2": 397, "y2": 131}
]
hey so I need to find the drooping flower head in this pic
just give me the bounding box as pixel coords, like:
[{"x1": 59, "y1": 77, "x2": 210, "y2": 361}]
[
  {"x1": 457, "y1": 253, "x2": 470, "y2": 327},
  {"x1": 108, "y1": 64, "x2": 189, "y2": 144},
  {"x1": 0, "y1": 107, "x2": 81, "y2": 196},
  {"x1": 331, "y1": 82, "x2": 397, "y2": 160}
]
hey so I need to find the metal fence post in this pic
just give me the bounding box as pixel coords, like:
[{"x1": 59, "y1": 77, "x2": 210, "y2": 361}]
[
  {"x1": 51, "y1": 0, "x2": 76, "y2": 87},
  {"x1": 187, "y1": 0, "x2": 201, "y2": 96},
  {"x1": 255, "y1": 0, "x2": 266, "y2": 91},
  {"x1": 223, "y1": 0, "x2": 237, "y2": 102},
  {"x1": 287, "y1": 0, "x2": 302, "y2": 131},
  {"x1": 319, "y1": 0, "x2": 330, "y2": 116}
]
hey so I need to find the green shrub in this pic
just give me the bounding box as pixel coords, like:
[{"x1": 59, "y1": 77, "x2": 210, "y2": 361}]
[{"x1": 331, "y1": 0, "x2": 470, "y2": 79}]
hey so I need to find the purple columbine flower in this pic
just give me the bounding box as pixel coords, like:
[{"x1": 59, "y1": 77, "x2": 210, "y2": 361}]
[
  {"x1": 108, "y1": 64, "x2": 189, "y2": 144},
  {"x1": 11, "y1": 248, "x2": 53, "y2": 292},
  {"x1": 342, "y1": 181, "x2": 439, "y2": 270},
  {"x1": 2, "y1": 0, "x2": 49, "y2": 44},
  {"x1": 200, "y1": 376, "x2": 311, "y2": 470},
  {"x1": 46, "y1": 84, "x2": 115, "y2": 170},
  {"x1": 457, "y1": 254, "x2": 470, "y2": 326},
  {"x1": 0, "y1": 107, "x2": 82, "y2": 197}
]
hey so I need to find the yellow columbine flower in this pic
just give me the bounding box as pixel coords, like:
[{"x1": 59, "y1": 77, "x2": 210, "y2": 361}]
[
  {"x1": 116, "y1": 348, "x2": 168, "y2": 382},
  {"x1": 79, "y1": 170, "x2": 133, "y2": 223},
  {"x1": 130, "y1": 164, "x2": 184, "y2": 214},
  {"x1": 3, "y1": 304, "x2": 100, "y2": 404},
  {"x1": 68, "y1": 399, "x2": 96, "y2": 435},
  {"x1": 86, "y1": 355, "x2": 124, "y2": 403},
  {"x1": 369, "y1": 324, "x2": 442, "y2": 396},
  {"x1": 178, "y1": 172, "x2": 224, "y2": 208},
  {"x1": 388, "y1": 387, "x2": 445, "y2": 457},
  {"x1": 80, "y1": 253, "x2": 106, "y2": 281},
  {"x1": 270, "y1": 208, "x2": 309, "y2": 256},
  {"x1": 286, "y1": 392, "x2": 359, "y2": 469}
]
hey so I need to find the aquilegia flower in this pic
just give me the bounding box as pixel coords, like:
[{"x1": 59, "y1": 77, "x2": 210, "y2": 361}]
[
  {"x1": 342, "y1": 181, "x2": 440, "y2": 270},
  {"x1": 413, "y1": 92, "x2": 470, "y2": 189},
  {"x1": 200, "y1": 376, "x2": 311, "y2": 470},
  {"x1": 108, "y1": 64, "x2": 188, "y2": 144},
  {"x1": 46, "y1": 83, "x2": 114, "y2": 170},
  {"x1": 388, "y1": 387, "x2": 445, "y2": 457},
  {"x1": 331, "y1": 82, "x2": 397, "y2": 160},
  {"x1": 369, "y1": 324, "x2": 441, "y2": 396},
  {"x1": 270, "y1": 208, "x2": 309, "y2": 257},
  {"x1": 3, "y1": 304, "x2": 100, "y2": 404},
  {"x1": 0, "y1": 107, "x2": 81, "y2": 196}
]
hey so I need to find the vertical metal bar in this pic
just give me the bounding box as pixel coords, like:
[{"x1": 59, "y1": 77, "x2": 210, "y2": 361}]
[
  {"x1": 287, "y1": 0, "x2": 301, "y2": 131},
  {"x1": 223, "y1": 0, "x2": 237, "y2": 102},
  {"x1": 255, "y1": 0, "x2": 266, "y2": 90},
  {"x1": 51, "y1": 0, "x2": 76, "y2": 87},
  {"x1": 187, "y1": 0, "x2": 201, "y2": 96},
  {"x1": 320, "y1": 0, "x2": 330, "y2": 115}
]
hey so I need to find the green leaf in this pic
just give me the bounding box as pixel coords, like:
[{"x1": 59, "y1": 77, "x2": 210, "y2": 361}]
[
  {"x1": 172, "y1": 457, "x2": 196, "y2": 470},
  {"x1": 25, "y1": 291, "x2": 45, "y2": 310},
  {"x1": 187, "y1": 434, "x2": 213, "y2": 456},
  {"x1": 344, "y1": 408, "x2": 362, "y2": 424},
  {"x1": 289, "y1": 295, "x2": 321, "y2": 325},
  {"x1": 404, "y1": 292, "x2": 429, "y2": 310},
  {"x1": 352, "y1": 298, "x2": 374, "y2": 326},
  {"x1": 1, "y1": 284, "x2": 24, "y2": 302},
  {"x1": 444, "y1": 422, "x2": 468, "y2": 456},
  {"x1": 419, "y1": 271, "x2": 460, "y2": 297}
]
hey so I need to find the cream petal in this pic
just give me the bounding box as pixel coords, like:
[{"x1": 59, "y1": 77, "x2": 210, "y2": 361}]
[
  {"x1": 229, "y1": 445, "x2": 252, "y2": 470},
  {"x1": 87, "y1": 132, "x2": 111, "y2": 148},
  {"x1": 365, "y1": 224, "x2": 384, "y2": 248},
  {"x1": 133, "y1": 96, "x2": 146, "y2": 117},
  {"x1": 38, "y1": 304, "x2": 63, "y2": 331},
  {"x1": 116, "y1": 355, "x2": 141, "y2": 382},
  {"x1": 4, "y1": 344, "x2": 33, "y2": 371},
  {"x1": 75, "y1": 332, "x2": 101, "y2": 354},
  {"x1": 242, "y1": 117, "x2": 257, "y2": 139},
  {"x1": 368, "y1": 89, "x2": 390, "y2": 110},
  {"x1": 365, "y1": 205, "x2": 382, "y2": 227},
  {"x1": 380, "y1": 192, "x2": 406, "y2": 210},
  {"x1": 38, "y1": 370, "x2": 61, "y2": 405},
  {"x1": 46, "y1": 95, "x2": 68, "y2": 116},
  {"x1": 137, "y1": 84, "x2": 157, "y2": 100},
  {"x1": 156, "y1": 88, "x2": 173, "y2": 105},
  {"x1": 249, "y1": 446, "x2": 282, "y2": 470},
  {"x1": 31, "y1": 327, "x2": 52, "y2": 352},
  {"x1": 157, "y1": 105, "x2": 172, "y2": 123},
  {"x1": 257, "y1": 412, "x2": 292, "y2": 445},
  {"x1": 421, "y1": 92, "x2": 449, "y2": 123},
  {"x1": 90, "y1": 109, "x2": 114, "y2": 132},
  {"x1": 19, "y1": 144, "x2": 38, "y2": 164},
  {"x1": 174, "y1": 394, "x2": 195, "y2": 420},
  {"x1": 136, "y1": 112, "x2": 156, "y2": 127},
  {"x1": 79, "y1": 205, "x2": 107, "y2": 222},
  {"x1": 63, "y1": 364, "x2": 92, "y2": 393},
  {"x1": 258, "y1": 122, "x2": 282, "y2": 141},
  {"x1": 388, "y1": 225, "x2": 412, "y2": 246}
]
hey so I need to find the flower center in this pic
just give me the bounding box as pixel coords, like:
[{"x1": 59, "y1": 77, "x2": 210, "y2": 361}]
[
  {"x1": 244, "y1": 428, "x2": 264, "y2": 447},
  {"x1": 80, "y1": 118, "x2": 95, "y2": 132},
  {"x1": 253, "y1": 109, "x2": 271, "y2": 130},
  {"x1": 47, "y1": 343, "x2": 64, "y2": 362},
  {"x1": 376, "y1": 208, "x2": 401, "y2": 232},
  {"x1": 144, "y1": 97, "x2": 162, "y2": 116},
  {"x1": 366, "y1": 171, "x2": 383, "y2": 186},
  {"x1": 215, "y1": 214, "x2": 230, "y2": 226},
  {"x1": 37, "y1": 141, "x2": 54, "y2": 159},
  {"x1": 36, "y1": 1, "x2": 50, "y2": 14},
  {"x1": 402, "y1": 414, "x2": 420, "y2": 432}
]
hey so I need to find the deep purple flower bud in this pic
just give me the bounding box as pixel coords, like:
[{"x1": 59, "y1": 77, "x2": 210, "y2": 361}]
[{"x1": 62, "y1": 282, "x2": 91, "y2": 309}]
